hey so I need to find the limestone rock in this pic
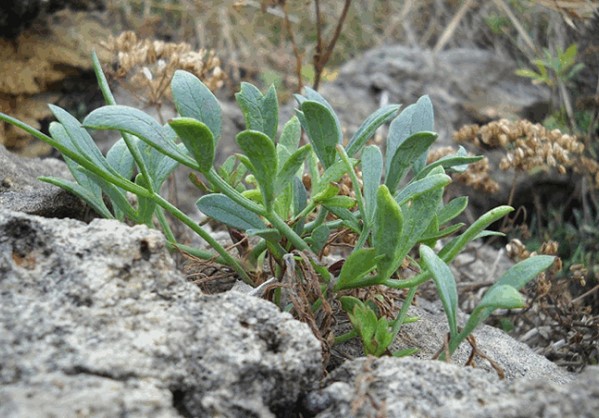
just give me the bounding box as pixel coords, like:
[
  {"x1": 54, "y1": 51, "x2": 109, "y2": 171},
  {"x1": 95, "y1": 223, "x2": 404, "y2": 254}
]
[
  {"x1": 305, "y1": 357, "x2": 598, "y2": 418},
  {"x1": 0, "y1": 210, "x2": 322, "y2": 417},
  {"x1": 0, "y1": 144, "x2": 88, "y2": 219},
  {"x1": 317, "y1": 45, "x2": 550, "y2": 145}
]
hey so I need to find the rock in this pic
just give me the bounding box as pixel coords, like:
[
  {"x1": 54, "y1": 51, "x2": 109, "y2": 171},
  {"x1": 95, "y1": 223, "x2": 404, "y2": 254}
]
[
  {"x1": 317, "y1": 45, "x2": 550, "y2": 145},
  {"x1": 305, "y1": 357, "x2": 598, "y2": 418},
  {"x1": 0, "y1": 210, "x2": 322, "y2": 417},
  {"x1": 0, "y1": 9, "x2": 112, "y2": 152},
  {"x1": 0, "y1": 144, "x2": 89, "y2": 219}
]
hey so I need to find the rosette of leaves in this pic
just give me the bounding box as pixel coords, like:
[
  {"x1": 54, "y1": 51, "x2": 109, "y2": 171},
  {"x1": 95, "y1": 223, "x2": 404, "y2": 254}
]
[{"x1": 0, "y1": 52, "x2": 555, "y2": 360}]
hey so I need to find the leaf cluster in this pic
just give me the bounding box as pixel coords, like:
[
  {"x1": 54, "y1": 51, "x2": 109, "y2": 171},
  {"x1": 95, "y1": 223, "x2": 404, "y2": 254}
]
[{"x1": 0, "y1": 53, "x2": 555, "y2": 361}]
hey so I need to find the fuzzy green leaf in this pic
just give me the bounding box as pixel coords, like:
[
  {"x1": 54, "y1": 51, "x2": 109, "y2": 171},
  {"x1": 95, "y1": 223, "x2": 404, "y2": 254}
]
[
  {"x1": 275, "y1": 144, "x2": 311, "y2": 194},
  {"x1": 346, "y1": 104, "x2": 400, "y2": 156},
  {"x1": 83, "y1": 105, "x2": 194, "y2": 168},
  {"x1": 300, "y1": 101, "x2": 342, "y2": 168},
  {"x1": 386, "y1": 131, "x2": 437, "y2": 192},
  {"x1": 361, "y1": 145, "x2": 383, "y2": 226},
  {"x1": 171, "y1": 70, "x2": 222, "y2": 141},
  {"x1": 106, "y1": 138, "x2": 136, "y2": 180},
  {"x1": 197, "y1": 193, "x2": 266, "y2": 231},
  {"x1": 235, "y1": 82, "x2": 278, "y2": 142},
  {"x1": 168, "y1": 117, "x2": 215, "y2": 172},
  {"x1": 374, "y1": 185, "x2": 404, "y2": 278},
  {"x1": 420, "y1": 245, "x2": 459, "y2": 338},
  {"x1": 236, "y1": 130, "x2": 278, "y2": 211},
  {"x1": 335, "y1": 248, "x2": 380, "y2": 291},
  {"x1": 439, "y1": 206, "x2": 514, "y2": 263},
  {"x1": 437, "y1": 196, "x2": 468, "y2": 225},
  {"x1": 279, "y1": 116, "x2": 301, "y2": 151}
]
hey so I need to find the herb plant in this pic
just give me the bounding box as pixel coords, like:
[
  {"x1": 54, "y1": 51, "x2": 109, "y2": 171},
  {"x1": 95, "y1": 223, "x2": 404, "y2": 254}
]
[{"x1": 0, "y1": 53, "x2": 555, "y2": 360}]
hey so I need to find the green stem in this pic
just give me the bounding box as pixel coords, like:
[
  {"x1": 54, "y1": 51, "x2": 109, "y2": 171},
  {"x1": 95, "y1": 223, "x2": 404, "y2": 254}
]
[
  {"x1": 267, "y1": 210, "x2": 311, "y2": 252},
  {"x1": 169, "y1": 242, "x2": 226, "y2": 263},
  {"x1": 155, "y1": 207, "x2": 177, "y2": 243},
  {"x1": 337, "y1": 144, "x2": 366, "y2": 228},
  {"x1": 383, "y1": 271, "x2": 431, "y2": 289},
  {"x1": 92, "y1": 51, "x2": 156, "y2": 195},
  {"x1": 0, "y1": 113, "x2": 150, "y2": 198},
  {"x1": 391, "y1": 286, "x2": 418, "y2": 337},
  {"x1": 334, "y1": 329, "x2": 358, "y2": 345},
  {"x1": 151, "y1": 193, "x2": 253, "y2": 285}
]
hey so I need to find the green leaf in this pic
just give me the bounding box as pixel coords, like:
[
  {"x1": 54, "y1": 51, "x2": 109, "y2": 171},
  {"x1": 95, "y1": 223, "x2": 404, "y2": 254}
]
[
  {"x1": 197, "y1": 193, "x2": 266, "y2": 231},
  {"x1": 437, "y1": 196, "x2": 468, "y2": 225},
  {"x1": 136, "y1": 140, "x2": 180, "y2": 191},
  {"x1": 325, "y1": 206, "x2": 360, "y2": 232},
  {"x1": 419, "y1": 223, "x2": 464, "y2": 242},
  {"x1": 83, "y1": 105, "x2": 194, "y2": 168},
  {"x1": 386, "y1": 131, "x2": 437, "y2": 191},
  {"x1": 171, "y1": 70, "x2": 222, "y2": 141},
  {"x1": 81, "y1": 168, "x2": 138, "y2": 221},
  {"x1": 308, "y1": 224, "x2": 330, "y2": 253},
  {"x1": 314, "y1": 158, "x2": 358, "y2": 195},
  {"x1": 515, "y1": 68, "x2": 542, "y2": 80},
  {"x1": 493, "y1": 255, "x2": 555, "y2": 291},
  {"x1": 168, "y1": 117, "x2": 215, "y2": 172},
  {"x1": 320, "y1": 195, "x2": 355, "y2": 209},
  {"x1": 420, "y1": 245, "x2": 459, "y2": 338},
  {"x1": 346, "y1": 104, "x2": 400, "y2": 156},
  {"x1": 275, "y1": 144, "x2": 311, "y2": 194},
  {"x1": 417, "y1": 147, "x2": 482, "y2": 178},
  {"x1": 361, "y1": 145, "x2": 383, "y2": 226},
  {"x1": 235, "y1": 82, "x2": 278, "y2": 142},
  {"x1": 386, "y1": 96, "x2": 435, "y2": 179},
  {"x1": 335, "y1": 248, "x2": 380, "y2": 291},
  {"x1": 397, "y1": 169, "x2": 446, "y2": 259},
  {"x1": 300, "y1": 100, "x2": 342, "y2": 168},
  {"x1": 292, "y1": 176, "x2": 307, "y2": 234},
  {"x1": 394, "y1": 173, "x2": 451, "y2": 206},
  {"x1": 49, "y1": 106, "x2": 115, "y2": 176},
  {"x1": 236, "y1": 130, "x2": 278, "y2": 211},
  {"x1": 106, "y1": 138, "x2": 136, "y2": 180},
  {"x1": 374, "y1": 185, "x2": 404, "y2": 278},
  {"x1": 439, "y1": 206, "x2": 513, "y2": 263},
  {"x1": 39, "y1": 176, "x2": 113, "y2": 219},
  {"x1": 279, "y1": 116, "x2": 301, "y2": 151}
]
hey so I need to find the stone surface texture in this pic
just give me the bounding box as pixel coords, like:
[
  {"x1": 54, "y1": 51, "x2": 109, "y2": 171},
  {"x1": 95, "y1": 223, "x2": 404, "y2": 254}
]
[
  {"x1": 306, "y1": 357, "x2": 599, "y2": 418},
  {"x1": 0, "y1": 144, "x2": 88, "y2": 219},
  {"x1": 0, "y1": 210, "x2": 322, "y2": 417}
]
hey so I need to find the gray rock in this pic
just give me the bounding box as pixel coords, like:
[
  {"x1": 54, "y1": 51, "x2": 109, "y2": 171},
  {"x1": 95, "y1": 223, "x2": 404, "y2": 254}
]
[
  {"x1": 0, "y1": 210, "x2": 322, "y2": 417},
  {"x1": 306, "y1": 357, "x2": 598, "y2": 418},
  {"x1": 318, "y1": 45, "x2": 550, "y2": 145},
  {"x1": 0, "y1": 144, "x2": 89, "y2": 219}
]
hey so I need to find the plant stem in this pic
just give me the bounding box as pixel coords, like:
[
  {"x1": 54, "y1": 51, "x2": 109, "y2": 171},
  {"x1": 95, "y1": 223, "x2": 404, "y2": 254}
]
[{"x1": 152, "y1": 193, "x2": 253, "y2": 284}]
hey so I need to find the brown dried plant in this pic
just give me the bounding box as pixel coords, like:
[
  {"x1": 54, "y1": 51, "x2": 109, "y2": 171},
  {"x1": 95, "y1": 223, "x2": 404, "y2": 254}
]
[
  {"x1": 102, "y1": 31, "x2": 225, "y2": 115},
  {"x1": 453, "y1": 118, "x2": 599, "y2": 192},
  {"x1": 427, "y1": 146, "x2": 500, "y2": 193}
]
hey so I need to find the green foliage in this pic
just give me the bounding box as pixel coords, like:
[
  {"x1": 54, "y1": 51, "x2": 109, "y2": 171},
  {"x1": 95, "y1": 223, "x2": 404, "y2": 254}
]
[
  {"x1": 515, "y1": 44, "x2": 584, "y2": 88},
  {"x1": 0, "y1": 53, "x2": 555, "y2": 362}
]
